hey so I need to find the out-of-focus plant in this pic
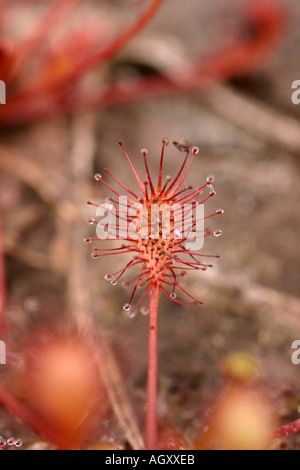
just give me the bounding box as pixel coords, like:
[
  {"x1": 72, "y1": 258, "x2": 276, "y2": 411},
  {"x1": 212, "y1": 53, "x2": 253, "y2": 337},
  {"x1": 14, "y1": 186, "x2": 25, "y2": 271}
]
[
  {"x1": 0, "y1": 207, "x2": 110, "y2": 450},
  {"x1": 0, "y1": 0, "x2": 166, "y2": 125},
  {"x1": 0, "y1": 330, "x2": 106, "y2": 450},
  {"x1": 0, "y1": 0, "x2": 285, "y2": 126},
  {"x1": 193, "y1": 353, "x2": 276, "y2": 451},
  {"x1": 79, "y1": 0, "x2": 285, "y2": 114}
]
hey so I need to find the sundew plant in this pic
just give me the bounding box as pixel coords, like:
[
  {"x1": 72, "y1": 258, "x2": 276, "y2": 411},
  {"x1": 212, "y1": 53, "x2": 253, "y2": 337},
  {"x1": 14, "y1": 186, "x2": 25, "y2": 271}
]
[{"x1": 87, "y1": 140, "x2": 223, "y2": 449}]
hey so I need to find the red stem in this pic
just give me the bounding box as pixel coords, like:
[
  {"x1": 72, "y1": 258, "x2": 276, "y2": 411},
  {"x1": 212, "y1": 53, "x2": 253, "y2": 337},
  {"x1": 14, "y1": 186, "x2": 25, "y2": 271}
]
[
  {"x1": 271, "y1": 418, "x2": 300, "y2": 440},
  {"x1": 0, "y1": 383, "x2": 71, "y2": 450},
  {"x1": 0, "y1": 0, "x2": 285, "y2": 126},
  {"x1": 145, "y1": 284, "x2": 160, "y2": 450},
  {"x1": 0, "y1": 0, "x2": 165, "y2": 119},
  {"x1": 9, "y1": 0, "x2": 83, "y2": 82},
  {"x1": 73, "y1": 0, "x2": 286, "y2": 110}
]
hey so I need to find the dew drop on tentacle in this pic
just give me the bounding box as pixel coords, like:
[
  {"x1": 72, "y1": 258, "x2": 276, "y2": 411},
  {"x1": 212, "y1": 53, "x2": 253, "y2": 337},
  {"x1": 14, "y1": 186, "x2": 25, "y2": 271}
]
[
  {"x1": 207, "y1": 175, "x2": 215, "y2": 184},
  {"x1": 15, "y1": 439, "x2": 23, "y2": 448},
  {"x1": 192, "y1": 146, "x2": 199, "y2": 155},
  {"x1": 104, "y1": 274, "x2": 113, "y2": 281},
  {"x1": 6, "y1": 438, "x2": 15, "y2": 446},
  {"x1": 84, "y1": 238, "x2": 92, "y2": 243},
  {"x1": 111, "y1": 280, "x2": 118, "y2": 286},
  {"x1": 214, "y1": 230, "x2": 222, "y2": 237},
  {"x1": 94, "y1": 173, "x2": 102, "y2": 181},
  {"x1": 123, "y1": 303, "x2": 136, "y2": 318},
  {"x1": 89, "y1": 218, "x2": 96, "y2": 225},
  {"x1": 128, "y1": 309, "x2": 136, "y2": 318},
  {"x1": 0, "y1": 437, "x2": 6, "y2": 447},
  {"x1": 140, "y1": 306, "x2": 149, "y2": 316},
  {"x1": 170, "y1": 292, "x2": 177, "y2": 300},
  {"x1": 216, "y1": 209, "x2": 224, "y2": 214}
]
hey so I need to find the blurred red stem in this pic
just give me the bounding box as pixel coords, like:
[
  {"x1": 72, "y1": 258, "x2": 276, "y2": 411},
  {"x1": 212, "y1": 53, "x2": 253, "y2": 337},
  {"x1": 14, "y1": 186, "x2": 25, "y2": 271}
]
[
  {"x1": 10, "y1": 0, "x2": 83, "y2": 81},
  {"x1": 1, "y1": 0, "x2": 165, "y2": 109},
  {"x1": 0, "y1": 383, "x2": 71, "y2": 450},
  {"x1": 0, "y1": 0, "x2": 285, "y2": 126},
  {"x1": 271, "y1": 419, "x2": 300, "y2": 440},
  {"x1": 145, "y1": 284, "x2": 160, "y2": 450},
  {"x1": 73, "y1": 0, "x2": 286, "y2": 109}
]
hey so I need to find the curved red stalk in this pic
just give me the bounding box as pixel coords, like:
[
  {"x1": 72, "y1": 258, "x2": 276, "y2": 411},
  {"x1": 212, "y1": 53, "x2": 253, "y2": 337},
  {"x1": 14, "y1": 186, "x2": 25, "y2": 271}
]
[
  {"x1": 9, "y1": 0, "x2": 83, "y2": 82},
  {"x1": 157, "y1": 140, "x2": 169, "y2": 191},
  {"x1": 95, "y1": 173, "x2": 136, "y2": 206},
  {"x1": 63, "y1": 0, "x2": 286, "y2": 116},
  {"x1": 164, "y1": 152, "x2": 189, "y2": 196},
  {"x1": 0, "y1": 0, "x2": 166, "y2": 123},
  {"x1": 271, "y1": 419, "x2": 300, "y2": 440},
  {"x1": 104, "y1": 168, "x2": 140, "y2": 200},
  {"x1": 143, "y1": 150, "x2": 156, "y2": 195},
  {"x1": 119, "y1": 142, "x2": 146, "y2": 193},
  {"x1": 0, "y1": 383, "x2": 71, "y2": 450},
  {"x1": 0, "y1": 0, "x2": 285, "y2": 125}
]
